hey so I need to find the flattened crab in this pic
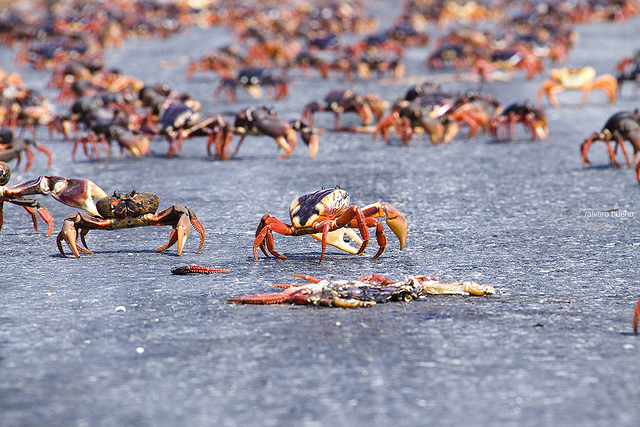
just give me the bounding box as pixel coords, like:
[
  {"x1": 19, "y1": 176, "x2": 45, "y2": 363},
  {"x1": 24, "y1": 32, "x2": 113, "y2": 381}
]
[
  {"x1": 229, "y1": 273, "x2": 494, "y2": 307},
  {"x1": 57, "y1": 190, "x2": 205, "y2": 257},
  {"x1": 536, "y1": 66, "x2": 618, "y2": 108},
  {"x1": 253, "y1": 186, "x2": 407, "y2": 263},
  {"x1": 0, "y1": 161, "x2": 107, "y2": 236}
]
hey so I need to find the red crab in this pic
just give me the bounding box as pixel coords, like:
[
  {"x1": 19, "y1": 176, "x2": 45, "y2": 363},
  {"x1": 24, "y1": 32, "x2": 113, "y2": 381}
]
[{"x1": 253, "y1": 186, "x2": 407, "y2": 263}]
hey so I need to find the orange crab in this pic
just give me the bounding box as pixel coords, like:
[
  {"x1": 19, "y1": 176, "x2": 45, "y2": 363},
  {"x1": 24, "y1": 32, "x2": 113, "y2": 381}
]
[{"x1": 536, "y1": 66, "x2": 618, "y2": 108}]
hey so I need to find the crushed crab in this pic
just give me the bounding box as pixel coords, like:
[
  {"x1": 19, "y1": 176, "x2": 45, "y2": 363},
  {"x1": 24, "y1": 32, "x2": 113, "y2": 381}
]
[{"x1": 229, "y1": 273, "x2": 495, "y2": 308}]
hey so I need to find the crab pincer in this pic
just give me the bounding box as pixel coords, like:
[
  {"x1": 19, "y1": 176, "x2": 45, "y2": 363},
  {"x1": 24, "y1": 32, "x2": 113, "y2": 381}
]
[{"x1": 1, "y1": 161, "x2": 108, "y2": 237}]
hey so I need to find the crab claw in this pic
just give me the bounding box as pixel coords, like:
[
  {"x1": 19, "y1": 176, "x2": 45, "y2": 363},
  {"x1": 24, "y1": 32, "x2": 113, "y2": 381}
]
[
  {"x1": 50, "y1": 178, "x2": 108, "y2": 216},
  {"x1": 386, "y1": 213, "x2": 408, "y2": 250},
  {"x1": 362, "y1": 202, "x2": 407, "y2": 250},
  {"x1": 56, "y1": 213, "x2": 86, "y2": 257},
  {"x1": 355, "y1": 103, "x2": 374, "y2": 126},
  {"x1": 153, "y1": 206, "x2": 204, "y2": 255},
  {"x1": 532, "y1": 120, "x2": 549, "y2": 140},
  {"x1": 175, "y1": 213, "x2": 191, "y2": 256},
  {"x1": 244, "y1": 84, "x2": 263, "y2": 99},
  {"x1": 4, "y1": 176, "x2": 108, "y2": 217},
  {"x1": 442, "y1": 121, "x2": 460, "y2": 145},
  {"x1": 290, "y1": 119, "x2": 319, "y2": 158},
  {"x1": 311, "y1": 228, "x2": 364, "y2": 254},
  {"x1": 154, "y1": 213, "x2": 190, "y2": 255}
]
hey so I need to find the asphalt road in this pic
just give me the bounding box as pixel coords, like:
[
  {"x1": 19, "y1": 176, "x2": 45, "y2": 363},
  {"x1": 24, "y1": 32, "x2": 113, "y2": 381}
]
[{"x1": 1, "y1": 4, "x2": 640, "y2": 427}]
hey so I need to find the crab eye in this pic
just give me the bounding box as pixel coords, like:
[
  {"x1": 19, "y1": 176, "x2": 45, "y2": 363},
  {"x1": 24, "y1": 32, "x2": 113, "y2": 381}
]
[{"x1": 0, "y1": 162, "x2": 11, "y2": 185}]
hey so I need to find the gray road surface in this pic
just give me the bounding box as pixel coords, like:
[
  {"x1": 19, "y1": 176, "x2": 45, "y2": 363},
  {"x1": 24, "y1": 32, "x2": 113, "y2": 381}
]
[{"x1": 1, "y1": 4, "x2": 640, "y2": 427}]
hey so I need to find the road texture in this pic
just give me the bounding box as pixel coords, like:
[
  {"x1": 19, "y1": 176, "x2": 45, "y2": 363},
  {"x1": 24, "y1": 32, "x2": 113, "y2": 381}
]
[{"x1": 1, "y1": 3, "x2": 640, "y2": 427}]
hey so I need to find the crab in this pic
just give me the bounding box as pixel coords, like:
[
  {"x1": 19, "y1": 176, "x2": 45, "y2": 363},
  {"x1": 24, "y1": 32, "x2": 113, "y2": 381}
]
[
  {"x1": 0, "y1": 128, "x2": 53, "y2": 171},
  {"x1": 426, "y1": 43, "x2": 476, "y2": 70},
  {"x1": 287, "y1": 51, "x2": 331, "y2": 79},
  {"x1": 615, "y1": 52, "x2": 640, "y2": 97},
  {"x1": 73, "y1": 118, "x2": 151, "y2": 162},
  {"x1": 154, "y1": 99, "x2": 201, "y2": 158},
  {"x1": 490, "y1": 102, "x2": 549, "y2": 142},
  {"x1": 301, "y1": 89, "x2": 375, "y2": 130},
  {"x1": 185, "y1": 48, "x2": 242, "y2": 82},
  {"x1": 57, "y1": 190, "x2": 205, "y2": 258},
  {"x1": 374, "y1": 103, "x2": 459, "y2": 145},
  {"x1": 581, "y1": 110, "x2": 640, "y2": 169},
  {"x1": 214, "y1": 68, "x2": 289, "y2": 103},
  {"x1": 253, "y1": 186, "x2": 407, "y2": 263},
  {"x1": 471, "y1": 47, "x2": 545, "y2": 82},
  {"x1": 229, "y1": 273, "x2": 494, "y2": 307},
  {"x1": 232, "y1": 106, "x2": 318, "y2": 159},
  {"x1": 0, "y1": 161, "x2": 107, "y2": 236},
  {"x1": 536, "y1": 66, "x2": 618, "y2": 108}
]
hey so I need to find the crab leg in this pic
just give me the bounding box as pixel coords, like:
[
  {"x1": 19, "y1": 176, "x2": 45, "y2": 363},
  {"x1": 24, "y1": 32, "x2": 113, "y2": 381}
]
[
  {"x1": 23, "y1": 205, "x2": 54, "y2": 236},
  {"x1": 613, "y1": 134, "x2": 631, "y2": 167},
  {"x1": 585, "y1": 75, "x2": 618, "y2": 105},
  {"x1": 253, "y1": 214, "x2": 289, "y2": 260},
  {"x1": 634, "y1": 295, "x2": 640, "y2": 335},
  {"x1": 362, "y1": 217, "x2": 387, "y2": 259},
  {"x1": 229, "y1": 286, "x2": 312, "y2": 304},
  {"x1": 2, "y1": 196, "x2": 54, "y2": 236},
  {"x1": 56, "y1": 212, "x2": 111, "y2": 257},
  {"x1": 32, "y1": 141, "x2": 53, "y2": 170},
  {"x1": 152, "y1": 205, "x2": 205, "y2": 255},
  {"x1": 321, "y1": 205, "x2": 370, "y2": 262}
]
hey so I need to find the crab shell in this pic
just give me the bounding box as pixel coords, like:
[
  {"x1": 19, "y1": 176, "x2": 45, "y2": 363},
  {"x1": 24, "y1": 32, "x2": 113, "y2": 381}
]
[
  {"x1": 289, "y1": 188, "x2": 350, "y2": 230},
  {"x1": 96, "y1": 191, "x2": 160, "y2": 219},
  {"x1": 550, "y1": 66, "x2": 596, "y2": 88}
]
